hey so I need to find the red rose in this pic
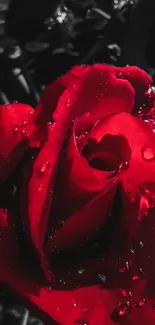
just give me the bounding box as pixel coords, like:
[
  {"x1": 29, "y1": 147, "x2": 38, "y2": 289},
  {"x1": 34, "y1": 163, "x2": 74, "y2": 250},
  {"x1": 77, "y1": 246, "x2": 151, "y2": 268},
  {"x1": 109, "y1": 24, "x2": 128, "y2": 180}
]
[{"x1": 1, "y1": 64, "x2": 155, "y2": 325}]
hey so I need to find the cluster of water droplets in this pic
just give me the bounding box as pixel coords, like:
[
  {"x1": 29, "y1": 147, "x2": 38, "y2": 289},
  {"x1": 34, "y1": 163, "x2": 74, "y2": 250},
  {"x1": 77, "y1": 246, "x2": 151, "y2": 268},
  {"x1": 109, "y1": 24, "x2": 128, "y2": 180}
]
[
  {"x1": 137, "y1": 85, "x2": 155, "y2": 133},
  {"x1": 6, "y1": 103, "x2": 33, "y2": 138}
]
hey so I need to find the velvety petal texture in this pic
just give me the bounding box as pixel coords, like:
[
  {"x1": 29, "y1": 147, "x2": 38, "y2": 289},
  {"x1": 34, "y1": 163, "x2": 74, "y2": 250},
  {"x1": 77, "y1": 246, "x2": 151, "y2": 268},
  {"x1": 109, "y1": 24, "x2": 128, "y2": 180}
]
[
  {"x1": 0, "y1": 64, "x2": 155, "y2": 325},
  {"x1": 0, "y1": 103, "x2": 34, "y2": 184}
]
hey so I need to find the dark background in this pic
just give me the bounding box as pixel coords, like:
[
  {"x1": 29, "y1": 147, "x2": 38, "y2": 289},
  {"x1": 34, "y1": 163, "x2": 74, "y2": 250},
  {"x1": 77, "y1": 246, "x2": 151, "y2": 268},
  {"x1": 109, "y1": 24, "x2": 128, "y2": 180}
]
[{"x1": 0, "y1": 0, "x2": 155, "y2": 324}]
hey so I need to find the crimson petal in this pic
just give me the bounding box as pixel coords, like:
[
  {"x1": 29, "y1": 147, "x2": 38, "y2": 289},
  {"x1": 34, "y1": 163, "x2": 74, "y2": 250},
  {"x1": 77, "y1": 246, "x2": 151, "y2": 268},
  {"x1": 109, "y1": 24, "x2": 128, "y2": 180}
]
[{"x1": 0, "y1": 103, "x2": 34, "y2": 184}]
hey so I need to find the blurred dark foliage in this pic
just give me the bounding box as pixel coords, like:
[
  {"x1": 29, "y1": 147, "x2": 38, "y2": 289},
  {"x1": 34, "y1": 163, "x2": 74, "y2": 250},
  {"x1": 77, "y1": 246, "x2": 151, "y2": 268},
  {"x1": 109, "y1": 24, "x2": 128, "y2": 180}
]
[
  {"x1": 0, "y1": 0, "x2": 135, "y2": 106},
  {"x1": 0, "y1": 0, "x2": 155, "y2": 324}
]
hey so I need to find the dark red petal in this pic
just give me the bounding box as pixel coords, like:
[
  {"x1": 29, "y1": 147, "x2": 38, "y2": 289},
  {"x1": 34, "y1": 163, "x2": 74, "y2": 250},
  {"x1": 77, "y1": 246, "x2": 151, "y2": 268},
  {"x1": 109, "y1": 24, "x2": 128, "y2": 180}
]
[
  {"x1": 52, "y1": 118, "x2": 131, "y2": 225},
  {"x1": 95, "y1": 64, "x2": 151, "y2": 106},
  {"x1": 0, "y1": 208, "x2": 155, "y2": 325},
  {"x1": 45, "y1": 179, "x2": 118, "y2": 253},
  {"x1": 48, "y1": 114, "x2": 131, "y2": 232},
  {"x1": 0, "y1": 103, "x2": 34, "y2": 184},
  {"x1": 89, "y1": 112, "x2": 155, "y2": 237},
  {"x1": 116, "y1": 66, "x2": 152, "y2": 108},
  {"x1": 32, "y1": 65, "x2": 89, "y2": 144},
  {"x1": 33, "y1": 64, "x2": 134, "y2": 139}
]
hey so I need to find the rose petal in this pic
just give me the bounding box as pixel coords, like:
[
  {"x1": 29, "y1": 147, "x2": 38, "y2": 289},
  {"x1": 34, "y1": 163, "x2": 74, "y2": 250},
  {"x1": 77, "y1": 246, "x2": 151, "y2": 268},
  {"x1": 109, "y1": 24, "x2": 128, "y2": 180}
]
[
  {"x1": 89, "y1": 112, "x2": 155, "y2": 237},
  {"x1": 94, "y1": 64, "x2": 152, "y2": 106},
  {"x1": 45, "y1": 176, "x2": 119, "y2": 253},
  {"x1": 0, "y1": 103, "x2": 34, "y2": 184},
  {"x1": 32, "y1": 65, "x2": 89, "y2": 144},
  {"x1": 48, "y1": 112, "x2": 132, "y2": 233},
  {"x1": 0, "y1": 209, "x2": 155, "y2": 325},
  {"x1": 33, "y1": 64, "x2": 135, "y2": 141}
]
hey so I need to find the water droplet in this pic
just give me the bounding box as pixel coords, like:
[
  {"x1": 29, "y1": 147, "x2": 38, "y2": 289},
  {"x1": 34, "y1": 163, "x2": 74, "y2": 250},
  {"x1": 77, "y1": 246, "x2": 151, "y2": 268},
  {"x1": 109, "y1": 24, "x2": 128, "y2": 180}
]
[
  {"x1": 72, "y1": 299, "x2": 77, "y2": 308},
  {"x1": 40, "y1": 161, "x2": 49, "y2": 173},
  {"x1": 66, "y1": 99, "x2": 71, "y2": 107},
  {"x1": 139, "y1": 268, "x2": 146, "y2": 276},
  {"x1": 23, "y1": 119, "x2": 28, "y2": 125},
  {"x1": 121, "y1": 289, "x2": 132, "y2": 297},
  {"x1": 139, "y1": 241, "x2": 144, "y2": 248},
  {"x1": 112, "y1": 302, "x2": 132, "y2": 319},
  {"x1": 97, "y1": 273, "x2": 106, "y2": 284},
  {"x1": 118, "y1": 302, "x2": 131, "y2": 316},
  {"x1": 145, "y1": 86, "x2": 155, "y2": 99},
  {"x1": 125, "y1": 261, "x2": 129, "y2": 270},
  {"x1": 38, "y1": 184, "x2": 43, "y2": 192},
  {"x1": 118, "y1": 70, "x2": 124, "y2": 78},
  {"x1": 141, "y1": 145, "x2": 155, "y2": 161},
  {"x1": 7, "y1": 104, "x2": 12, "y2": 110},
  {"x1": 144, "y1": 119, "x2": 155, "y2": 132},
  {"x1": 119, "y1": 266, "x2": 126, "y2": 273},
  {"x1": 73, "y1": 320, "x2": 88, "y2": 325},
  {"x1": 136, "y1": 298, "x2": 146, "y2": 307},
  {"x1": 11, "y1": 127, "x2": 18, "y2": 134},
  {"x1": 100, "y1": 82, "x2": 103, "y2": 86},
  {"x1": 130, "y1": 245, "x2": 135, "y2": 254},
  {"x1": 13, "y1": 101, "x2": 18, "y2": 104},
  {"x1": 55, "y1": 220, "x2": 65, "y2": 230},
  {"x1": 132, "y1": 274, "x2": 140, "y2": 281},
  {"x1": 137, "y1": 184, "x2": 155, "y2": 220},
  {"x1": 22, "y1": 128, "x2": 27, "y2": 135},
  {"x1": 123, "y1": 161, "x2": 129, "y2": 168},
  {"x1": 119, "y1": 260, "x2": 130, "y2": 273},
  {"x1": 77, "y1": 268, "x2": 85, "y2": 275}
]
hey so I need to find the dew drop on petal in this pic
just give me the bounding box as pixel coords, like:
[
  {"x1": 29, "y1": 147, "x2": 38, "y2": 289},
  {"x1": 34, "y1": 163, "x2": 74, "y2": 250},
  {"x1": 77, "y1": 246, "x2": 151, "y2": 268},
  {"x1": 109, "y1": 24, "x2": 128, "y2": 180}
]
[
  {"x1": 22, "y1": 128, "x2": 27, "y2": 135},
  {"x1": 13, "y1": 101, "x2": 18, "y2": 104},
  {"x1": 66, "y1": 98, "x2": 71, "y2": 108},
  {"x1": 11, "y1": 127, "x2": 18, "y2": 134},
  {"x1": 40, "y1": 161, "x2": 49, "y2": 173},
  {"x1": 132, "y1": 274, "x2": 140, "y2": 281},
  {"x1": 72, "y1": 299, "x2": 77, "y2": 308},
  {"x1": 112, "y1": 302, "x2": 132, "y2": 319},
  {"x1": 97, "y1": 273, "x2": 106, "y2": 284},
  {"x1": 23, "y1": 119, "x2": 28, "y2": 125},
  {"x1": 119, "y1": 266, "x2": 126, "y2": 273},
  {"x1": 77, "y1": 268, "x2": 85, "y2": 275},
  {"x1": 121, "y1": 289, "x2": 132, "y2": 297},
  {"x1": 145, "y1": 86, "x2": 155, "y2": 99},
  {"x1": 139, "y1": 268, "x2": 146, "y2": 275},
  {"x1": 139, "y1": 241, "x2": 144, "y2": 248},
  {"x1": 130, "y1": 245, "x2": 135, "y2": 254},
  {"x1": 144, "y1": 119, "x2": 155, "y2": 132},
  {"x1": 38, "y1": 184, "x2": 43, "y2": 192},
  {"x1": 141, "y1": 145, "x2": 155, "y2": 161},
  {"x1": 136, "y1": 298, "x2": 146, "y2": 307}
]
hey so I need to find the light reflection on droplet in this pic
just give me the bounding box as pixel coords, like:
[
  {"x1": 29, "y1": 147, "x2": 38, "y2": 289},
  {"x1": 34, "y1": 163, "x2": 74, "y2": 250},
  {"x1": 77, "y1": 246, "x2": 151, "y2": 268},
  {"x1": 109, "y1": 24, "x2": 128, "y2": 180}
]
[
  {"x1": 115, "y1": 302, "x2": 132, "y2": 318},
  {"x1": 22, "y1": 128, "x2": 27, "y2": 135},
  {"x1": 40, "y1": 161, "x2": 49, "y2": 173},
  {"x1": 97, "y1": 273, "x2": 106, "y2": 284},
  {"x1": 77, "y1": 268, "x2": 85, "y2": 275},
  {"x1": 136, "y1": 298, "x2": 146, "y2": 307},
  {"x1": 132, "y1": 274, "x2": 140, "y2": 281},
  {"x1": 11, "y1": 127, "x2": 18, "y2": 134},
  {"x1": 38, "y1": 184, "x2": 43, "y2": 192},
  {"x1": 23, "y1": 119, "x2": 28, "y2": 125},
  {"x1": 141, "y1": 145, "x2": 155, "y2": 161},
  {"x1": 139, "y1": 241, "x2": 144, "y2": 248},
  {"x1": 121, "y1": 289, "x2": 132, "y2": 297}
]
